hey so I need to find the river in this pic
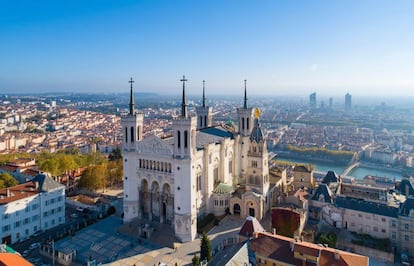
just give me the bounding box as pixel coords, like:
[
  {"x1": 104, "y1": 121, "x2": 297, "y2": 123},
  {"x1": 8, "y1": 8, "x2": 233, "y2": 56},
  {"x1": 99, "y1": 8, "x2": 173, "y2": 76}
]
[{"x1": 275, "y1": 156, "x2": 404, "y2": 180}]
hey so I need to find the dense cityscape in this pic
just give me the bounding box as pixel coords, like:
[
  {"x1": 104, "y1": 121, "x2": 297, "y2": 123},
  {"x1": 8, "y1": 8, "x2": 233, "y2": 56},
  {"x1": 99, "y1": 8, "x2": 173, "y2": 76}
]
[
  {"x1": 1, "y1": 1, "x2": 414, "y2": 266},
  {"x1": 0, "y1": 89, "x2": 414, "y2": 265}
]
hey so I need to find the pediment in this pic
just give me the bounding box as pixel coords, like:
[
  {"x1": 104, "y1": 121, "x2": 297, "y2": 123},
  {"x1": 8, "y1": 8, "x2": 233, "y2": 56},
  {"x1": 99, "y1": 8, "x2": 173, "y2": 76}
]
[{"x1": 136, "y1": 135, "x2": 173, "y2": 156}]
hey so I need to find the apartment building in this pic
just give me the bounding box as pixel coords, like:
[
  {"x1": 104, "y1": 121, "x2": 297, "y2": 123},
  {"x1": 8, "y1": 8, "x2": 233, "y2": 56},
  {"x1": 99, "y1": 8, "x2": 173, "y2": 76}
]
[
  {"x1": 0, "y1": 173, "x2": 65, "y2": 244},
  {"x1": 250, "y1": 231, "x2": 369, "y2": 266}
]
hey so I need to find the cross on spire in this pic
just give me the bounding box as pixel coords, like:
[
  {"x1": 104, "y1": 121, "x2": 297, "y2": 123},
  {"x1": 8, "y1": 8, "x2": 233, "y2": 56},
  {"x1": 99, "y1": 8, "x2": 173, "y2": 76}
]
[
  {"x1": 244, "y1": 79, "x2": 248, "y2": 109},
  {"x1": 129, "y1": 77, "x2": 135, "y2": 115},
  {"x1": 202, "y1": 80, "x2": 206, "y2": 107},
  {"x1": 180, "y1": 75, "x2": 188, "y2": 117}
]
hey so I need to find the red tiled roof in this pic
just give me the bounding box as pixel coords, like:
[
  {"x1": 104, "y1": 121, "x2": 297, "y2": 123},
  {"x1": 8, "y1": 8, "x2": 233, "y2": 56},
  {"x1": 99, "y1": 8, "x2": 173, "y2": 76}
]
[
  {"x1": 239, "y1": 216, "x2": 265, "y2": 237},
  {"x1": 0, "y1": 165, "x2": 18, "y2": 172},
  {"x1": 0, "y1": 182, "x2": 39, "y2": 205},
  {"x1": 0, "y1": 253, "x2": 33, "y2": 266},
  {"x1": 250, "y1": 232, "x2": 369, "y2": 266}
]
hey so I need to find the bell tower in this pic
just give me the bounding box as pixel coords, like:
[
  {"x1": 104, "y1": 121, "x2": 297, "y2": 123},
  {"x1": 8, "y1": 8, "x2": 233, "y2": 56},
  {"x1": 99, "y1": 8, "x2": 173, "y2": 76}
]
[
  {"x1": 121, "y1": 77, "x2": 144, "y2": 151},
  {"x1": 196, "y1": 80, "x2": 213, "y2": 129},
  {"x1": 121, "y1": 77, "x2": 144, "y2": 223},
  {"x1": 246, "y1": 108, "x2": 269, "y2": 194},
  {"x1": 172, "y1": 75, "x2": 198, "y2": 242},
  {"x1": 237, "y1": 80, "x2": 254, "y2": 181}
]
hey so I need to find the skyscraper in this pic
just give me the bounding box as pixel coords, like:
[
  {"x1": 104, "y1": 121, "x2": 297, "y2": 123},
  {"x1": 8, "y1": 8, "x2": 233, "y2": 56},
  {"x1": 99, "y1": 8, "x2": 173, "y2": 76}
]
[
  {"x1": 309, "y1": 92, "x2": 317, "y2": 110},
  {"x1": 345, "y1": 93, "x2": 352, "y2": 112}
]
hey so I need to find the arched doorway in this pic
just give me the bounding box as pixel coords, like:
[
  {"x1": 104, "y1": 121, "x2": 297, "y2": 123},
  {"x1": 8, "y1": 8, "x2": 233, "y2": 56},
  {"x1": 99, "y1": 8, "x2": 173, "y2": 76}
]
[
  {"x1": 140, "y1": 179, "x2": 150, "y2": 218},
  {"x1": 249, "y1": 207, "x2": 255, "y2": 217},
  {"x1": 151, "y1": 181, "x2": 160, "y2": 221},
  {"x1": 162, "y1": 183, "x2": 173, "y2": 224},
  {"x1": 233, "y1": 204, "x2": 241, "y2": 215}
]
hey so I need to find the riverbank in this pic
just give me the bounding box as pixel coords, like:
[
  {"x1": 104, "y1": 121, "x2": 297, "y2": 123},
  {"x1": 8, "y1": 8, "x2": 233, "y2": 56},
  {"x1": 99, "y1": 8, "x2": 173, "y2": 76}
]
[
  {"x1": 274, "y1": 155, "x2": 407, "y2": 180},
  {"x1": 274, "y1": 151, "x2": 347, "y2": 164}
]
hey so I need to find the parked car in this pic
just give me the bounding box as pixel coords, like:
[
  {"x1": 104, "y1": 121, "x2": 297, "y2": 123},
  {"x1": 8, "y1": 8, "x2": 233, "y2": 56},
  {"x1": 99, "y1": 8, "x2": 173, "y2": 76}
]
[
  {"x1": 76, "y1": 207, "x2": 84, "y2": 212},
  {"x1": 70, "y1": 213, "x2": 78, "y2": 218},
  {"x1": 29, "y1": 242, "x2": 40, "y2": 250}
]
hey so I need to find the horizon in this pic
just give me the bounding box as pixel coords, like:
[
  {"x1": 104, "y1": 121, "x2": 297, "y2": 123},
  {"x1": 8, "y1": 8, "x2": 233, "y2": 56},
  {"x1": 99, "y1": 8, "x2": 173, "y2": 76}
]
[{"x1": 1, "y1": 1, "x2": 413, "y2": 96}]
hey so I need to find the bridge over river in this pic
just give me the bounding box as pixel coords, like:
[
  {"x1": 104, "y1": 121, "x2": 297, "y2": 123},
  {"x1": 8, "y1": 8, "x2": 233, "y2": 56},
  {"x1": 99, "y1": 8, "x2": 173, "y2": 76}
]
[{"x1": 341, "y1": 162, "x2": 359, "y2": 176}]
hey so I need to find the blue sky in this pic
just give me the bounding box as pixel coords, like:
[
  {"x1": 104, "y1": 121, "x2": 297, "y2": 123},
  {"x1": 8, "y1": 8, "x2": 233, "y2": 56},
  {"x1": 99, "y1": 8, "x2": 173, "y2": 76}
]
[{"x1": 1, "y1": 0, "x2": 413, "y2": 96}]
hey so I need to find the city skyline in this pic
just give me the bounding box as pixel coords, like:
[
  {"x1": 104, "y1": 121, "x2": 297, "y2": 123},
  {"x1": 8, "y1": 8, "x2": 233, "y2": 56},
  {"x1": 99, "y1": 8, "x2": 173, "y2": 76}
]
[{"x1": 1, "y1": 0, "x2": 413, "y2": 96}]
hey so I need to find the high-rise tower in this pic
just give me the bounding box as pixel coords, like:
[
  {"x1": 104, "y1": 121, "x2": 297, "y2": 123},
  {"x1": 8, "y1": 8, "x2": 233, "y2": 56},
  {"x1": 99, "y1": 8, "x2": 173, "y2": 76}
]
[
  {"x1": 309, "y1": 92, "x2": 317, "y2": 110},
  {"x1": 345, "y1": 93, "x2": 352, "y2": 112}
]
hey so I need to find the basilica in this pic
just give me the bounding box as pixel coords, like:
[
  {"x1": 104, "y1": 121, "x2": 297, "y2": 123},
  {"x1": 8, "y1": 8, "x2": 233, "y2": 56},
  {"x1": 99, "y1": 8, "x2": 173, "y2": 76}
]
[{"x1": 122, "y1": 77, "x2": 281, "y2": 242}]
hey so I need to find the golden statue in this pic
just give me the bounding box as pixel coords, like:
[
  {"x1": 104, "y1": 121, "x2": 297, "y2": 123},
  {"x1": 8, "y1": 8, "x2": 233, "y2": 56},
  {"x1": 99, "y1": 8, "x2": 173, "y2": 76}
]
[{"x1": 255, "y1": 108, "x2": 261, "y2": 119}]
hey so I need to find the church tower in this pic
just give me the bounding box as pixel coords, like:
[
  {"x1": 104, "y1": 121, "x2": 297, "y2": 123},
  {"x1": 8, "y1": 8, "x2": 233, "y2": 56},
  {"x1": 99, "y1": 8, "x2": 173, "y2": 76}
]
[
  {"x1": 196, "y1": 80, "x2": 213, "y2": 129},
  {"x1": 172, "y1": 75, "x2": 198, "y2": 242},
  {"x1": 246, "y1": 108, "x2": 270, "y2": 195},
  {"x1": 237, "y1": 80, "x2": 255, "y2": 182},
  {"x1": 122, "y1": 77, "x2": 144, "y2": 222}
]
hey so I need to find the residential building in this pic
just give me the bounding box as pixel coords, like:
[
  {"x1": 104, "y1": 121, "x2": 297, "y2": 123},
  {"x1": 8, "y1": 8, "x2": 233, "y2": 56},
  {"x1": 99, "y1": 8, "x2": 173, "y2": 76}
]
[
  {"x1": 250, "y1": 231, "x2": 369, "y2": 266},
  {"x1": 0, "y1": 173, "x2": 65, "y2": 244}
]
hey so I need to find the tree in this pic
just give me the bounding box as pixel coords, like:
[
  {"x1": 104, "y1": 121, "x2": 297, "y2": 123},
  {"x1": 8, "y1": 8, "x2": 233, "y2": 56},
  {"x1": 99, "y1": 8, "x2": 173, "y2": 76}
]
[
  {"x1": 200, "y1": 232, "x2": 211, "y2": 262},
  {"x1": 106, "y1": 160, "x2": 123, "y2": 188},
  {"x1": 108, "y1": 146, "x2": 122, "y2": 161},
  {"x1": 78, "y1": 163, "x2": 107, "y2": 192},
  {"x1": 192, "y1": 254, "x2": 200, "y2": 266},
  {"x1": 0, "y1": 173, "x2": 19, "y2": 189}
]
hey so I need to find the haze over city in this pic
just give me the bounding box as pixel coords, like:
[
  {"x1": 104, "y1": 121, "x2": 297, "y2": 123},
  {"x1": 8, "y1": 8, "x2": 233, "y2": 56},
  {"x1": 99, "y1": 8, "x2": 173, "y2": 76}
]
[{"x1": 1, "y1": 0, "x2": 413, "y2": 96}]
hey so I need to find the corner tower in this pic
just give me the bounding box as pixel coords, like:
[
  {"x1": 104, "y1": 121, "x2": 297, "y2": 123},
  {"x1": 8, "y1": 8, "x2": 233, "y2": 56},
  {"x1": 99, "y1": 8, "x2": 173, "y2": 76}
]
[
  {"x1": 122, "y1": 77, "x2": 144, "y2": 223},
  {"x1": 246, "y1": 108, "x2": 269, "y2": 195},
  {"x1": 172, "y1": 75, "x2": 198, "y2": 242},
  {"x1": 237, "y1": 80, "x2": 255, "y2": 181},
  {"x1": 196, "y1": 80, "x2": 213, "y2": 129}
]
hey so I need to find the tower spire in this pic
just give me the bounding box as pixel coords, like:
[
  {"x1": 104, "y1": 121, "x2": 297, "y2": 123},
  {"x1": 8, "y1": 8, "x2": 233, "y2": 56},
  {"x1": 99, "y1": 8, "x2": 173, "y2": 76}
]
[
  {"x1": 128, "y1": 77, "x2": 135, "y2": 115},
  {"x1": 202, "y1": 80, "x2": 206, "y2": 108},
  {"x1": 244, "y1": 79, "x2": 247, "y2": 109},
  {"x1": 180, "y1": 75, "x2": 188, "y2": 117}
]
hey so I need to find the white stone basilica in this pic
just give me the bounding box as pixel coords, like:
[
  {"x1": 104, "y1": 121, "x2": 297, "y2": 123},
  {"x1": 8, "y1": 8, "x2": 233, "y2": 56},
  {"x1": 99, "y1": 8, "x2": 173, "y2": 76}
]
[{"x1": 122, "y1": 77, "x2": 279, "y2": 242}]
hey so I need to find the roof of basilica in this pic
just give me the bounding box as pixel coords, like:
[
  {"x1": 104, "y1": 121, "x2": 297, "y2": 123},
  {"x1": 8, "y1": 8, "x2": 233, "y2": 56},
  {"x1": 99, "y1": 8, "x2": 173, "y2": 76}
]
[{"x1": 213, "y1": 182, "x2": 234, "y2": 194}]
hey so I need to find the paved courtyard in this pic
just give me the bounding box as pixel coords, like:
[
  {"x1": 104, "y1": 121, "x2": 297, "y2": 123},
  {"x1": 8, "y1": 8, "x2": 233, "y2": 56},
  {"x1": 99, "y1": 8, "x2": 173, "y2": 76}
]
[{"x1": 53, "y1": 214, "x2": 245, "y2": 266}]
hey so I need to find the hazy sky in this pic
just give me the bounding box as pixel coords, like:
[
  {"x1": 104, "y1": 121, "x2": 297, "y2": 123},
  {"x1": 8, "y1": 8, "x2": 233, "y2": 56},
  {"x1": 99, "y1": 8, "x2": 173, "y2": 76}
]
[{"x1": 1, "y1": 0, "x2": 413, "y2": 96}]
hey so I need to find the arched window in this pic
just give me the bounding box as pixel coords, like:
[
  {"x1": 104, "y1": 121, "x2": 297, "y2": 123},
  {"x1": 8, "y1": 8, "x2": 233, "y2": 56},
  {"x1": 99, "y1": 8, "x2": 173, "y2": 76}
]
[
  {"x1": 184, "y1": 130, "x2": 188, "y2": 148},
  {"x1": 199, "y1": 116, "x2": 203, "y2": 127},
  {"x1": 247, "y1": 118, "x2": 250, "y2": 130},
  {"x1": 242, "y1": 117, "x2": 245, "y2": 130},
  {"x1": 125, "y1": 127, "x2": 128, "y2": 142},
  {"x1": 130, "y1": 127, "x2": 135, "y2": 143},
  {"x1": 137, "y1": 126, "x2": 141, "y2": 140},
  {"x1": 177, "y1": 130, "x2": 181, "y2": 148},
  {"x1": 204, "y1": 116, "x2": 207, "y2": 127}
]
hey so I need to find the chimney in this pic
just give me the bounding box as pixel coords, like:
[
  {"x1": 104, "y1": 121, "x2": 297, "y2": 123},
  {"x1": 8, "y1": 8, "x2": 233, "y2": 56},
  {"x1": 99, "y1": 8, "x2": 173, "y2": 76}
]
[
  {"x1": 6, "y1": 189, "x2": 10, "y2": 197},
  {"x1": 253, "y1": 232, "x2": 259, "y2": 239},
  {"x1": 272, "y1": 228, "x2": 276, "y2": 235},
  {"x1": 35, "y1": 181, "x2": 39, "y2": 190},
  {"x1": 334, "y1": 251, "x2": 340, "y2": 260}
]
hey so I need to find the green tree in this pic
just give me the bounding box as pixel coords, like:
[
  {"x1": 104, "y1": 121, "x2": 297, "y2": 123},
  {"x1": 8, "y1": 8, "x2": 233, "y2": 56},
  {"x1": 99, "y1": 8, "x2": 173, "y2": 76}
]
[
  {"x1": 200, "y1": 232, "x2": 211, "y2": 262},
  {"x1": 192, "y1": 254, "x2": 200, "y2": 266},
  {"x1": 0, "y1": 173, "x2": 19, "y2": 188},
  {"x1": 78, "y1": 163, "x2": 107, "y2": 192},
  {"x1": 108, "y1": 146, "x2": 122, "y2": 161},
  {"x1": 106, "y1": 160, "x2": 123, "y2": 188}
]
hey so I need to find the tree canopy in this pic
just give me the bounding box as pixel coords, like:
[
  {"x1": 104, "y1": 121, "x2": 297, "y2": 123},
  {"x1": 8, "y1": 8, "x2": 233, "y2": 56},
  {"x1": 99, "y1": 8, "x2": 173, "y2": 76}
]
[
  {"x1": 0, "y1": 173, "x2": 19, "y2": 189},
  {"x1": 200, "y1": 232, "x2": 212, "y2": 262}
]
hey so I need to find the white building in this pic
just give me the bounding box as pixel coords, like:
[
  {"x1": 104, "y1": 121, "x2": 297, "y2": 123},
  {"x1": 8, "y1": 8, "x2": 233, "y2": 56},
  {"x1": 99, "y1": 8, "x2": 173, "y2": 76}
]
[
  {"x1": 0, "y1": 173, "x2": 65, "y2": 244},
  {"x1": 122, "y1": 78, "x2": 281, "y2": 242}
]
